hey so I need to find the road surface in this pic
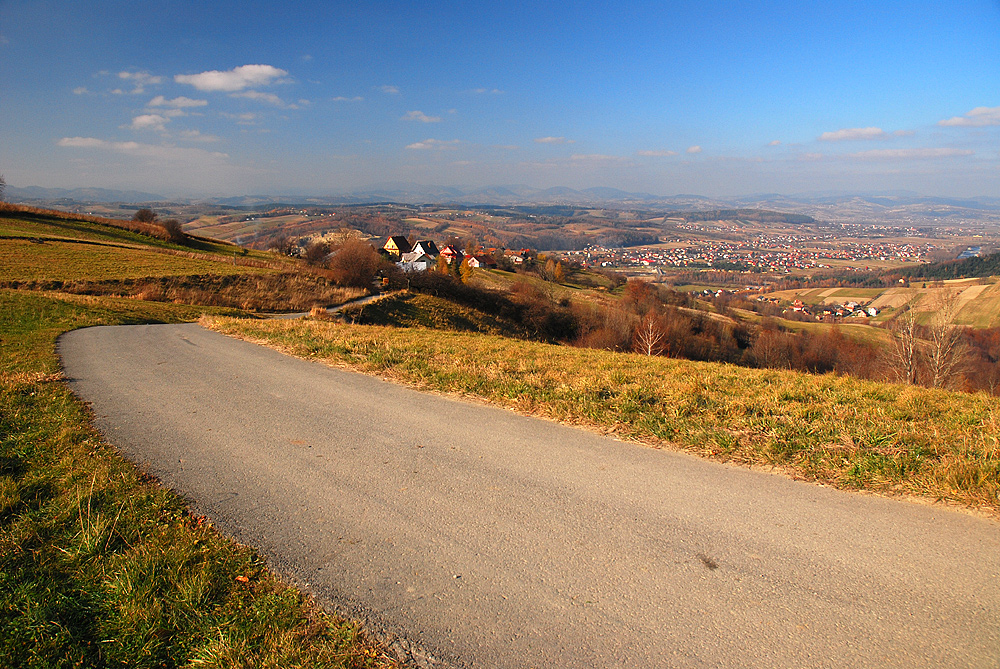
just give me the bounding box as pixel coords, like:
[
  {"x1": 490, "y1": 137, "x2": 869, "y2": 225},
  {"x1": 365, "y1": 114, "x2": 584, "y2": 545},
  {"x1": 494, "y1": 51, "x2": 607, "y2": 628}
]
[{"x1": 59, "y1": 323, "x2": 1000, "y2": 668}]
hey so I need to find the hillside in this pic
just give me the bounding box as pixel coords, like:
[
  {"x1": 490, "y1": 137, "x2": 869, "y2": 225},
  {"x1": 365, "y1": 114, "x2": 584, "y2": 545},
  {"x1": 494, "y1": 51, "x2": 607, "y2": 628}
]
[
  {"x1": 907, "y1": 250, "x2": 1000, "y2": 280},
  {"x1": 0, "y1": 206, "x2": 397, "y2": 666},
  {"x1": 0, "y1": 204, "x2": 364, "y2": 312}
]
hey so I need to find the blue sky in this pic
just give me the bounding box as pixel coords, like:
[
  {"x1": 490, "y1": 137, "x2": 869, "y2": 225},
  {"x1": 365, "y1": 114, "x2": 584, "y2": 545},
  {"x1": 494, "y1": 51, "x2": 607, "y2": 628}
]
[{"x1": 2, "y1": 0, "x2": 999, "y2": 197}]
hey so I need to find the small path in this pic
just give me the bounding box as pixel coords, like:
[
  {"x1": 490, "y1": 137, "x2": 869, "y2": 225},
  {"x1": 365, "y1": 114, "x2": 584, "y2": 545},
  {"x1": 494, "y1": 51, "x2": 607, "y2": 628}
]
[{"x1": 267, "y1": 291, "x2": 395, "y2": 320}]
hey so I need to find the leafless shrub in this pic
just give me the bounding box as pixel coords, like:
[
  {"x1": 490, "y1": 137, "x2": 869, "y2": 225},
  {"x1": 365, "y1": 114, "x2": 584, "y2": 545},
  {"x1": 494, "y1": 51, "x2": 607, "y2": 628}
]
[
  {"x1": 328, "y1": 240, "x2": 384, "y2": 288},
  {"x1": 160, "y1": 219, "x2": 185, "y2": 244}
]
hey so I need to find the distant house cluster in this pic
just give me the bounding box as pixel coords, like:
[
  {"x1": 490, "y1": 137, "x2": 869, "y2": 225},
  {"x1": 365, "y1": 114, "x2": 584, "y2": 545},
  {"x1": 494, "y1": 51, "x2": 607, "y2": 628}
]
[{"x1": 381, "y1": 236, "x2": 506, "y2": 273}]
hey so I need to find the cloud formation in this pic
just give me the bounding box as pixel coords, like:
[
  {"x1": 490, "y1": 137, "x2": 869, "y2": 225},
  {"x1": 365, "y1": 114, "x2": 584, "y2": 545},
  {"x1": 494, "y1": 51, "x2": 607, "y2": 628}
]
[
  {"x1": 534, "y1": 136, "x2": 574, "y2": 144},
  {"x1": 130, "y1": 114, "x2": 170, "y2": 132},
  {"x1": 401, "y1": 110, "x2": 442, "y2": 123},
  {"x1": 333, "y1": 95, "x2": 364, "y2": 102},
  {"x1": 178, "y1": 130, "x2": 220, "y2": 143},
  {"x1": 849, "y1": 148, "x2": 974, "y2": 160},
  {"x1": 819, "y1": 127, "x2": 886, "y2": 141},
  {"x1": 768, "y1": 140, "x2": 781, "y2": 146},
  {"x1": 686, "y1": 145, "x2": 702, "y2": 154},
  {"x1": 148, "y1": 95, "x2": 208, "y2": 109},
  {"x1": 58, "y1": 137, "x2": 228, "y2": 161},
  {"x1": 230, "y1": 90, "x2": 293, "y2": 107},
  {"x1": 117, "y1": 71, "x2": 162, "y2": 94},
  {"x1": 405, "y1": 139, "x2": 461, "y2": 150},
  {"x1": 636, "y1": 149, "x2": 677, "y2": 156},
  {"x1": 380, "y1": 85, "x2": 400, "y2": 94},
  {"x1": 175, "y1": 65, "x2": 288, "y2": 92},
  {"x1": 938, "y1": 106, "x2": 1000, "y2": 127}
]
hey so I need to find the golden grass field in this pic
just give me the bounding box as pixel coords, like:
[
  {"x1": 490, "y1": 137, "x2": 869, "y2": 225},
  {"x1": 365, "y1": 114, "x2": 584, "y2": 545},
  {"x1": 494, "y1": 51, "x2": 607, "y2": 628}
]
[{"x1": 207, "y1": 316, "x2": 1000, "y2": 516}]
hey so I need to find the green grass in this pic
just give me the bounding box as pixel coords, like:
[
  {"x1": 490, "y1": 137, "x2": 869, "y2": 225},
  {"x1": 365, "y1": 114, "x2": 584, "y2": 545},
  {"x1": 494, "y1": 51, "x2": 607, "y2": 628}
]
[
  {"x1": 207, "y1": 317, "x2": 1000, "y2": 515},
  {"x1": 0, "y1": 239, "x2": 276, "y2": 281},
  {"x1": 339, "y1": 291, "x2": 531, "y2": 337},
  {"x1": 0, "y1": 290, "x2": 393, "y2": 668}
]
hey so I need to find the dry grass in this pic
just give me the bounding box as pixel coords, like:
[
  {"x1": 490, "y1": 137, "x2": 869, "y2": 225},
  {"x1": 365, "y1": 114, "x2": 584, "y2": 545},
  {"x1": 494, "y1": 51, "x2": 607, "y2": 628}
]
[{"x1": 206, "y1": 317, "x2": 1000, "y2": 515}]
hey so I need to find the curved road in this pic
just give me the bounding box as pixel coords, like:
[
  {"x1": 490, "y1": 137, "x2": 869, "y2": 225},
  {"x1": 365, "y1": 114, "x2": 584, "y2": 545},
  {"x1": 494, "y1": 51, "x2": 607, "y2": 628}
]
[{"x1": 60, "y1": 324, "x2": 1000, "y2": 668}]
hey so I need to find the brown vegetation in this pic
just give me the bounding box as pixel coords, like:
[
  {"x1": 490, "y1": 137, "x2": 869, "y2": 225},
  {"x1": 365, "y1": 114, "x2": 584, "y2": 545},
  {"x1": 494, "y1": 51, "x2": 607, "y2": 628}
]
[{"x1": 2, "y1": 273, "x2": 365, "y2": 312}]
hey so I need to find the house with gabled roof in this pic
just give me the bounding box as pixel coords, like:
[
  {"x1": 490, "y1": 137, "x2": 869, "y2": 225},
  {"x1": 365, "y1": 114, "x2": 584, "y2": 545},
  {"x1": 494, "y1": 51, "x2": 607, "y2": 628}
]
[
  {"x1": 411, "y1": 240, "x2": 439, "y2": 257},
  {"x1": 440, "y1": 244, "x2": 464, "y2": 264},
  {"x1": 467, "y1": 254, "x2": 498, "y2": 269},
  {"x1": 383, "y1": 236, "x2": 412, "y2": 257}
]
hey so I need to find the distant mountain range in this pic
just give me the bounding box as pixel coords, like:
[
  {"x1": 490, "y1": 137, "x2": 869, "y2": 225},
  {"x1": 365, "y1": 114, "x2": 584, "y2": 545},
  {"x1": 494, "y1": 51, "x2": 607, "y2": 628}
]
[
  {"x1": 7, "y1": 186, "x2": 169, "y2": 204},
  {"x1": 7, "y1": 183, "x2": 1000, "y2": 224}
]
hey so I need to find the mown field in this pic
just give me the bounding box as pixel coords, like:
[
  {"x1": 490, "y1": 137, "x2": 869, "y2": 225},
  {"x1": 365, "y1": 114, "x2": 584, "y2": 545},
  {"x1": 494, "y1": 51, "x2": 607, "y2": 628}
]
[
  {"x1": 769, "y1": 277, "x2": 1000, "y2": 328},
  {"x1": 207, "y1": 317, "x2": 1000, "y2": 516}
]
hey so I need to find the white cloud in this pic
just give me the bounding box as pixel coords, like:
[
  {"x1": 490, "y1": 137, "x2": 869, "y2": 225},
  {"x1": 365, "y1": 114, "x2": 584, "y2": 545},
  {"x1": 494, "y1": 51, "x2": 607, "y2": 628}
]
[
  {"x1": 178, "y1": 130, "x2": 220, "y2": 143},
  {"x1": 117, "y1": 71, "x2": 162, "y2": 94},
  {"x1": 495, "y1": 145, "x2": 520, "y2": 150},
  {"x1": 380, "y1": 85, "x2": 400, "y2": 94},
  {"x1": 799, "y1": 152, "x2": 824, "y2": 161},
  {"x1": 768, "y1": 140, "x2": 781, "y2": 146},
  {"x1": 230, "y1": 90, "x2": 294, "y2": 107},
  {"x1": 637, "y1": 149, "x2": 677, "y2": 157},
  {"x1": 534, "y1": 136, "x2": 574, "y2": 144},
  {"x1": 175, "y1": 64, "x2": 288, "y2": 92},
  {"x1": 686, "y1": 145, "x2": 702, "y2": 154},
  {"x1": 849, "y1": 148, "x2": 974, "y2": 160},
  {"x1": 938, "y1": 106, "x2": 1000, "y2": 127},
  {"x1": 57, "y1": 137, "x2": 229, "y2": 162},
  {"x1": 893, "y1": 129, "x2": 915, "y2": 137},
  {"x1": 221, "y1": 112, "x2": 259, "y2": 124},
  {"x1": 301, "y1": 54, "x2": 313, "y2": 62},
  {"x1": 405, "y1": 139, "x2": 461, "y2": 150},
  {"x1": 58, "y1": 137, "x2": 106, "y2": 149},
  {"x1": 73, "y1": 87, "x2": 89, "y2": 95},
  {"x1": 471, "y1": 88, "x2": 503, "y2": 94},
  {"x1": 148, "y1": 95, "x2": 208, "y2": 109},
  {"x1": 818, "y1": 127, "x2": 886, "y2": 141},
  {"x1": 333, "y1": 95, "x2": 363, "y2": 102},
  {"x1": 130, "y1": 114, "x2": 170, "y2": 132},
  {"x1": 401, "y1": 110, "x2": 442, "y2": 123}
]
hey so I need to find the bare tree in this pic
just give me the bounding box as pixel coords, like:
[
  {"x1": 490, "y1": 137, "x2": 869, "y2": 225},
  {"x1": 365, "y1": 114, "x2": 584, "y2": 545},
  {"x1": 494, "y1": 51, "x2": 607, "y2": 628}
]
[
  {"x1": 887, "y1": 308, "x2": 920, "y2": 385},
  {"x1": 0, "y1": 173, "x2": 5, "y2": 202},
  {"x1": 133, "y1": 208, "x2": 157, "y2": 223},
  {"x1": 634, "y1": 312, "x2": 666, "y2": 356},
  {"x1": 926, "y1": 290, "x2": 968, "y2": 389},
  {"x1": 303, "y1": 239, "x2": 331, "y2": 266},
  {"x1": 160, "y1": 218, "x2": 185, "y2": 244},
  {"x1": 750, "y1": 328, "x2": 791, "y2": 369}
]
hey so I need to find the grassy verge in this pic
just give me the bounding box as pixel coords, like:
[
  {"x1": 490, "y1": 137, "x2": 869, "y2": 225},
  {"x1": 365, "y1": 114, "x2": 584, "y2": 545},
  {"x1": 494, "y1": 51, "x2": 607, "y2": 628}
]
[
  {"x1": 206, "y1": 317, "x2": 1000, "y2": 515},
  {"x1": 1, "y1": 290, "x2": 393, "y2": 668},
  {"x1": 339, "y1": 291, "x2": 531, "y2": 337}
]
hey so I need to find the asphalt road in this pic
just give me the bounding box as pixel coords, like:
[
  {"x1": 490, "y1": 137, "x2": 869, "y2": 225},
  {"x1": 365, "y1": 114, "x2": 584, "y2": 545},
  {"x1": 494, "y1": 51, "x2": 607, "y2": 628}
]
[{"x1": 59, "y1": 323, "x2": 1000, "y2": 668}]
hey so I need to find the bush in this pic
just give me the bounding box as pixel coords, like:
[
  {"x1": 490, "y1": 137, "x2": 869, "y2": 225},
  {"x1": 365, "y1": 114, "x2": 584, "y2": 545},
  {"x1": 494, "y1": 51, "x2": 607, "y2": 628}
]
[
  {"x1": 132, "y1": 208, "x2": 157, "y2": 223},
  {"x1": 160, "y1": 219, "x2": 185, "y2": 244},
  {"x1": 328, "y1": 240, "x2": 384, "y2": 288}
]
